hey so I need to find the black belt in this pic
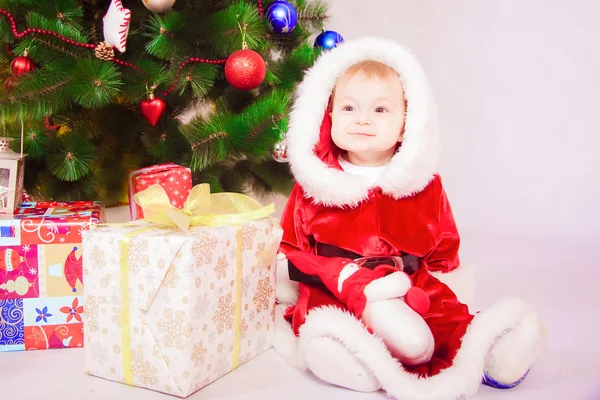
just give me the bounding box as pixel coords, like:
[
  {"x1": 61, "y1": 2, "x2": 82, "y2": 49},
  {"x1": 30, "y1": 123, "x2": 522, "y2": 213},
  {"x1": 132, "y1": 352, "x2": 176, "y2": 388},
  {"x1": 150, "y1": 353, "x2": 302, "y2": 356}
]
[{"x1": 288, "y1": 243, "x2": 422, "y2": 288}]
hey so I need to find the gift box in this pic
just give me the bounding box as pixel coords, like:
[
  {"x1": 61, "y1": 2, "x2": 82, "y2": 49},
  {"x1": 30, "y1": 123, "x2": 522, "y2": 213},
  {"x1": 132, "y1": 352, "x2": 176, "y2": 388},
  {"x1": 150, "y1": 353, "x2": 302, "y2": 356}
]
[
  {"x1": 128, "y1": 163, "x2": 192, "y2": 221},
  {"x1": 83, "y1": 186, "x2": 282, "y2": 397},
  {"x1": 0, "y1": 201, "x2": 105, "y2": 352}
]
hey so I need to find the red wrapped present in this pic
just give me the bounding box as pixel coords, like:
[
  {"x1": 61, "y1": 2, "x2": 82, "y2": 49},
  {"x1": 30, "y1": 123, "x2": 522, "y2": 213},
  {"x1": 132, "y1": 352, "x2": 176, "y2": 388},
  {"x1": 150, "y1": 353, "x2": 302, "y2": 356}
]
[
  {"x1": 0, "y1": 201, "x2": 105, "y2": 352},
  {"x1": 128, "y1": 163, "x2": 192, "y2": 220}
]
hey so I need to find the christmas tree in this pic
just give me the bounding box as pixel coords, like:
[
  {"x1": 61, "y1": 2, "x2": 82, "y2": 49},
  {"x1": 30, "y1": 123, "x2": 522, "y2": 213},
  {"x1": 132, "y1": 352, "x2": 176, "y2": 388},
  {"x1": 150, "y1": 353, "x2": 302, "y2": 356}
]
[{"x1": 0, "y1": 0, "x2": 335, "y2": 206}]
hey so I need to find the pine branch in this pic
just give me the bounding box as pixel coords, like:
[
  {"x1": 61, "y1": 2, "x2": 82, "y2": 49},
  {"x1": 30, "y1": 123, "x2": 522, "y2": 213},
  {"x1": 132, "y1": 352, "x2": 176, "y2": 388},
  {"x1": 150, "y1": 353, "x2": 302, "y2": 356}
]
[
  {"x1": 184, "y1": 113, "x2": 230, "y2": 170},
  {"x1": 122, "y1": 59, "x2": 173, "y2": 103},
  {"x1": 5, "y1": 80, "x2": 68, "y2": 101},
  {"x1": 201, "y1": 1, "x2": 268, "y2": 57},
  {"x1": 143, "y1": 11, "x2": 188, "y2": 60},
  {"x1": 141, "y1": 117, "x2": 191, "y2": 163},
  {"x1": 23, "y1": 126, "x2": 50, "y2": 161},
  {"x1": 277, "y1": 42, "x2": 318, "y2": 89},
  {"x1": 229, "y1": 89, "x2": 291, "y2": 157},
  {"x1": 0, "y1": 62, "x2": 71, "y2": 120},
  {"x1": 183, "y1": 88, "x2": 291, "y2": 171},
  {"x1": 176, "y1": 63, "x2": 218, "y2": 97},
  {"x1": 34, "y1": 0, "x2": 85, "y2": 34},
  {"x1": 31, "y1": 36, "x2": 84, "y2": 59},
  {"x1": 47, "y1": 132, "x2": 95, "y2": 181},
  {"x1": 24, "y1": 11, "x2": 89, "y2": 43},
  {"x1": 68, "y1": 58, "x2": 123, "y2": 108}
]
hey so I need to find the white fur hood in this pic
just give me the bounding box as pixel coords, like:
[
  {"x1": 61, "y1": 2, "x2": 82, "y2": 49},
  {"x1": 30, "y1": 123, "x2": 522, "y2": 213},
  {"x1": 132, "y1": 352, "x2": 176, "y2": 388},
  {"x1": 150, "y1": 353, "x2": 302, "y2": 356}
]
[{"x1": 286, "y1": 37, "x2": 440, "y2": 207}]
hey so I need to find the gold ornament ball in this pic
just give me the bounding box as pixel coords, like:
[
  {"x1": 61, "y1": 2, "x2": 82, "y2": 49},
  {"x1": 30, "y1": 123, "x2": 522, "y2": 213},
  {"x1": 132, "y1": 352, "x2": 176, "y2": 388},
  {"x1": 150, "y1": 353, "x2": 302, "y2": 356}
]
[{"x1": 142, "y1": 0, "x2": 176, "y2": 13}]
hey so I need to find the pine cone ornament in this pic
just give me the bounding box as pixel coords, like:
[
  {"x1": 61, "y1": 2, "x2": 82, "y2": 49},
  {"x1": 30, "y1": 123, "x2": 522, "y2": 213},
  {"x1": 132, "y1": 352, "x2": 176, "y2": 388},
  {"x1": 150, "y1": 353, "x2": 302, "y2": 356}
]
[{"x1": 95, "y1": 41, "x2": 115, "y2": 61}]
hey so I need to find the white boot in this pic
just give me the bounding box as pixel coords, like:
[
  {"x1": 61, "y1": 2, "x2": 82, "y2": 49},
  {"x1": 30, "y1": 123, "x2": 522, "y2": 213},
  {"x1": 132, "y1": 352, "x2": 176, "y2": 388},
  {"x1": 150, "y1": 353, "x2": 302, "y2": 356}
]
[
  {"x1": 483, "y1": 311, "x2": 547, "y2": 388},
  {"x1": 305, "y1": 337, "x2": 382, "y2": 393}
]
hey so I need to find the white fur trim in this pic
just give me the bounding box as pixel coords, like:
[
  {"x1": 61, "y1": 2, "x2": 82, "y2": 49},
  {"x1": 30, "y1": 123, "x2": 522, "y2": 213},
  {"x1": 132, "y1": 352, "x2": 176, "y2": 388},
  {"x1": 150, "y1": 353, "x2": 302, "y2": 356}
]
[
  {"x1": 282, "y1": 297, "x2": 534, "y2": 400},
  {"x1": 338, "y1": 263, "x2": 359, "y2": 293},
  {"x1": 275, "y1": 253, "x2": 299, "y2": 305},
  {"x1": 305, "y1": 337, "x2": 381, "y2": 392},
  {"x1": 430, "y1": 264, "x2": 476, "y2": 311},
  {"x1": 287, "y1": 37, "x2": 440, "y2": 207},
  {"x1": 273, "y1": 304, "x2": 304, "y2": 370}
]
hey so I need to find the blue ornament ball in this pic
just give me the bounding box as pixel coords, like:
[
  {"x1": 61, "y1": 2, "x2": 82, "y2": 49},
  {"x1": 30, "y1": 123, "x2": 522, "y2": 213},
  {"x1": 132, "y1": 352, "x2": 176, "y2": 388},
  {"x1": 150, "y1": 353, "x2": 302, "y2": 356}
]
[
  {"x1": 314, "y1": 30, "x2": 344, "y2": 51},
  {"x1": 266, "y1": 1, "x2": 298, "y2": 34}
]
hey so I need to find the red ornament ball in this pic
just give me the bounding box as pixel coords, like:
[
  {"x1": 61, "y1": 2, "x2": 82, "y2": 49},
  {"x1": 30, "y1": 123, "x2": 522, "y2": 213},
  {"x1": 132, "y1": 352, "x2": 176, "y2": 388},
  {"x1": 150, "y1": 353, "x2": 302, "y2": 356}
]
[
  {"x1": 4, "y1": 77, "x2": 17, "y2": 93},
  {"x1": 224, "y1": 49, "x2": 266, "y2": 90},
  {"x1": 10, "y1": 55, "x2": 34, "y2": 77}
]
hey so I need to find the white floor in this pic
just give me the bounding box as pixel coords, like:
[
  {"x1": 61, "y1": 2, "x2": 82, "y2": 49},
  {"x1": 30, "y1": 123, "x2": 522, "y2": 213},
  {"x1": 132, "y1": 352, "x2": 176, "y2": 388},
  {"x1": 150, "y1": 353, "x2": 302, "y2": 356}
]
[{"x1": 2, "y1": 206, "x2": 599, "y2": 400}]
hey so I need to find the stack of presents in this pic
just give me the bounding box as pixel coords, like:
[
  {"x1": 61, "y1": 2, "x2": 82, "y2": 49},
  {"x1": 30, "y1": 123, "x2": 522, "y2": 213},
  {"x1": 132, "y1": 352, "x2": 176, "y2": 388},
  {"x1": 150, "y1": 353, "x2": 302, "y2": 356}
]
[{"x1": 1, "y1": 157, "x2": 283, "y2": 397}]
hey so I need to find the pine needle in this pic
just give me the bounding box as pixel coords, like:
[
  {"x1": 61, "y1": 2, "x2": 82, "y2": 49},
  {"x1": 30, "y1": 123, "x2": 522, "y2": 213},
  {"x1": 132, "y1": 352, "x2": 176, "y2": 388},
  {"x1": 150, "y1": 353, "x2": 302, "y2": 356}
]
[
  {"x1": 47, "y1": 132, "x2": 95, "y2": 181},
  {"x1": 143, "y1": 11, "x2": 186, "y2": 60},
  {"x1": 68, "y1": 58, "x2": 123, "y2": 108}
]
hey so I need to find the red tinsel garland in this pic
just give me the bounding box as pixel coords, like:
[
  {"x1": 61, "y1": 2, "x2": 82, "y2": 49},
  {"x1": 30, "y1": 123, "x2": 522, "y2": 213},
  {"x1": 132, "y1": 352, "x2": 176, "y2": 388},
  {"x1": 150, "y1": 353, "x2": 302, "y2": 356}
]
[
  {"x1": 0, "y1": 3, "x2": 266, "y2": 96},
  {"x1": 257, "y1": 0, "x2": 264, "y2": 17}
]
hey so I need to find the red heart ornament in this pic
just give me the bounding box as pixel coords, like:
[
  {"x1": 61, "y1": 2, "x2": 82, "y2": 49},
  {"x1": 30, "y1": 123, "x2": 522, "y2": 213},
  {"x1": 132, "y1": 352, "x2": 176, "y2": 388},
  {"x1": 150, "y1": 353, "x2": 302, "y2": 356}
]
[{"x1": 140, "y1": 97, "x2": 166, "y2": 127}]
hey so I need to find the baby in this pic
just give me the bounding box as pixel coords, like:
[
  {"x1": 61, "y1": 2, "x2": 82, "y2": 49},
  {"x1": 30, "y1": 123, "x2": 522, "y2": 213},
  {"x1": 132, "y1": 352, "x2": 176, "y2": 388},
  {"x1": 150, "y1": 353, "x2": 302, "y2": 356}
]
[{"x1": 274, "y1": 37, "x2": 547, "y2": 400}]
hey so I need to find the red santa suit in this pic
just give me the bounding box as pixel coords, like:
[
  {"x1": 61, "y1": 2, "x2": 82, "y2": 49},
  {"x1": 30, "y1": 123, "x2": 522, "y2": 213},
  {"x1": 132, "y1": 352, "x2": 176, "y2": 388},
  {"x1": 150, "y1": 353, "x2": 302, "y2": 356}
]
[{"x1": 274, "y1": 37, "x2": 547, "y2": 400}]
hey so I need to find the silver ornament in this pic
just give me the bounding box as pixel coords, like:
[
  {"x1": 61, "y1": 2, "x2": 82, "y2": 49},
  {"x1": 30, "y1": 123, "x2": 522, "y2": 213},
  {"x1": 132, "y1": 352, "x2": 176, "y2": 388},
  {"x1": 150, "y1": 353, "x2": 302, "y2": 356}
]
[
  {"x1": 142, "y1": 0, "x2": 175, "y2": 13},
  {"x1": 273, "y1": 141, "x2": 289, "y2": 163}
]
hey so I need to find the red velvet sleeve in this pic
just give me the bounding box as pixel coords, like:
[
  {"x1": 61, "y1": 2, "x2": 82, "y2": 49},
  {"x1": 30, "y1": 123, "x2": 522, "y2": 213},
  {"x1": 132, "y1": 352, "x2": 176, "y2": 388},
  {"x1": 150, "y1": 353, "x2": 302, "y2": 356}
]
[
  {"x1": 279, "y1": 184, "x2": 312, "y2": 254},
  {"x1": 278, "y1": 184, "x2": 388, "y2": 312},
  {"x1": 422, "y1": 177, "x2": 461, "y2": 273},
  {"x1": 279, "y1": 184, "x2": 351, "y2": 296}
]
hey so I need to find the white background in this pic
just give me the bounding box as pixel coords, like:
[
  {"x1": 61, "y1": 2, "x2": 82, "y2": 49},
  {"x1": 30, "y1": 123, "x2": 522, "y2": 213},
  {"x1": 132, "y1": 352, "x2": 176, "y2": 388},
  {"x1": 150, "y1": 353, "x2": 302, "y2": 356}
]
[
  {"x1": 322, "y1": 0, "x2": 600, "y2": 243},
  {"x1": 3, "y1": 1, "x2": 599, "y2": 400}
]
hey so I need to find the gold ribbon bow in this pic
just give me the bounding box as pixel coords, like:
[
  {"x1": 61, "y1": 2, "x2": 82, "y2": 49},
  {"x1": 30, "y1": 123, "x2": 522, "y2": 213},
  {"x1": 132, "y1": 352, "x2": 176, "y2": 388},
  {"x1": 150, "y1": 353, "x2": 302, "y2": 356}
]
[{"x1": 133, "y1": 183, "x2": 275, "y2": 230}]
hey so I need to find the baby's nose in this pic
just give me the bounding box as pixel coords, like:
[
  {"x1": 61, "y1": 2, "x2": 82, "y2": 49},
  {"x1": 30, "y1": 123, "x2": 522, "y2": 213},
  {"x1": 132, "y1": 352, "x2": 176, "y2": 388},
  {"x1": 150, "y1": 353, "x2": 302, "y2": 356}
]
[{"x1": 357, "y1": 112, "x2": 371, "y2": 124}]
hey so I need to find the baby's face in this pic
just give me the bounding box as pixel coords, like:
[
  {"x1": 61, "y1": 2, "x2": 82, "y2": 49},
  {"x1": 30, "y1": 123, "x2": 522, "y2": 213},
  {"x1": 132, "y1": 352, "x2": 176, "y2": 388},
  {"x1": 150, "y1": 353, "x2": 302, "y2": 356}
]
[{"x1": 330, "y1": 69, "x2": 406, "y2": 166}]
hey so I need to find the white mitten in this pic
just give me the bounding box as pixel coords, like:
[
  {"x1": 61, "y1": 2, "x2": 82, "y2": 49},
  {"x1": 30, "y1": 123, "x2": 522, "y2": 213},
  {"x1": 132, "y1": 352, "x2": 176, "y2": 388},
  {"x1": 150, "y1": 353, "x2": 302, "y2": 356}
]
[{"x1": 360, "y1": 272, "x2": 434, "y2": 366}]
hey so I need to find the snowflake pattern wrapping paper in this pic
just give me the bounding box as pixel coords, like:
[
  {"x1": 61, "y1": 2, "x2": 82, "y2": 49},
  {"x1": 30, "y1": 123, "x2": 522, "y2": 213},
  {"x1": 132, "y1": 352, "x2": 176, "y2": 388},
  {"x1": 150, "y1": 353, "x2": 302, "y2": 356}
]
[
  {"x1": 128, "y1": 164, "x2": 192, "y2": 221},
  {"x1": 0, "y1": 201, "x2": 105, "y2": 352},
  {"x1": 82, "y1": 218, "x2": 283, "y2": 397}
]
